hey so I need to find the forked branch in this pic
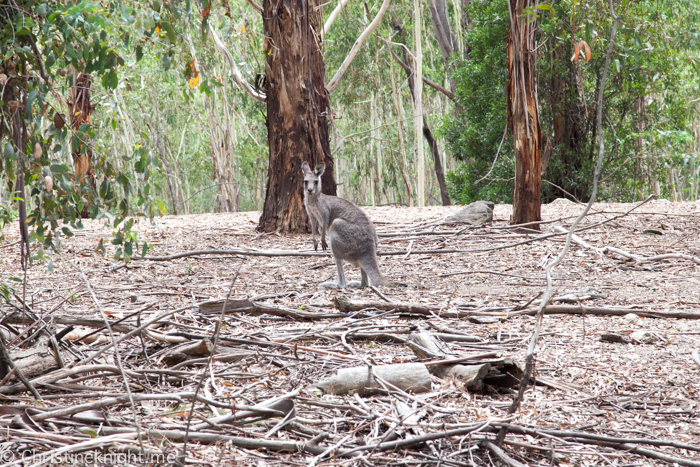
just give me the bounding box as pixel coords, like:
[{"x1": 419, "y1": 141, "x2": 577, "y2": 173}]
[{"x1": 208, "y1": 23, "x2": 266, "y2": 103}]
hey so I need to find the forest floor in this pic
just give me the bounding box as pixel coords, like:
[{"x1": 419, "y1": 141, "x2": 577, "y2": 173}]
[{"x1": 1, "y1": 199, "x2": 700, "y2": 466}]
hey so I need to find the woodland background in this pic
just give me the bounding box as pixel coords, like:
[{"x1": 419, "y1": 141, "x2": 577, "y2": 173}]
[
  {"x1": 2, "y1": 2, "x2": 700, "y2": 466},
  {"x1": 1, "y1": 0, "x2": 699, "y2": 259}
]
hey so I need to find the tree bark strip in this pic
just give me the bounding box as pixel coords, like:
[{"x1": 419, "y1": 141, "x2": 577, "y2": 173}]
[
  {"x1": 70, "y1": 72, "x2": 95, "y2": 217},
  {"x1": 508, "y1": 1, "x2": 542, "y2": 228}
]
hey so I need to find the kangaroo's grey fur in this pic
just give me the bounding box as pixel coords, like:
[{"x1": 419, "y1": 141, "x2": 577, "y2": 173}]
[{"x1": 302, "y1": 161, "x2": 387, "y2": 289}]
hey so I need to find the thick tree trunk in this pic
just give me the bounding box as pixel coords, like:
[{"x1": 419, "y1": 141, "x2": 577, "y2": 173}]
[
  {"x1": 70, "y1": 72, "x2": 95, "y2": 218},
  {"x1": 258, "y1": 0, "x2": 336, "y2": 233},
  {"x1": 507, "y1": 0, "x2": 541, "y2": 228}
]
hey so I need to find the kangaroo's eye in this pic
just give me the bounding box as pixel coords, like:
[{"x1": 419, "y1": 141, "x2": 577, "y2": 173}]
[{"x1": 314, "y1": 181, "x2": 318, "y2": 185}]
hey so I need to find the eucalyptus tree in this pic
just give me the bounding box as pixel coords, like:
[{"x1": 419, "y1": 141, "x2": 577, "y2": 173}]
[
  {"x1": 446, "y1": 0, "x2": 699, "y2": 205},
  {"x1": 507, "y1": 0, "x2": 544, "y2": 228},
  {"x1": 0, "y1": 1, "x2": 159, "y2": 265}
]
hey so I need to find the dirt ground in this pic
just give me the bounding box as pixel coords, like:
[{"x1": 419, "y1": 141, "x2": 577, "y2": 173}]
[{"x1": 1, "y1": 199, "x2": 699, "y2": 466}]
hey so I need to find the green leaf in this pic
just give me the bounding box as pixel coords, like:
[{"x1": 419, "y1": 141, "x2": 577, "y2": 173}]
[
  {"x1": 135, "y1": 45, "x2": 143, "y2": 62},
  {"x1": 61, "y1": 227, "x2": 74, "y2": 237},
  {"x1": 162, "y1": 53, "x2": 171, "y2": 71},
  {"x1": 160, "y1": 21, "x2": 177, "y2": 44},
  {"x1": 112, "y1": 231, "x2": 123, "y2": 245}
]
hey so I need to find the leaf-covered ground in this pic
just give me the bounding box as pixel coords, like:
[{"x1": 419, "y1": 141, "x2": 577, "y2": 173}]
[{"x1": 1, "y1": 199, "x2": 699, "y2": 466}]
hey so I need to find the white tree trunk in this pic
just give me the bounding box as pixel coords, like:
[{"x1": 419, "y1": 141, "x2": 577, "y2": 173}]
[
  {"x1": 389, "y1": 60, "x2": 413, "y2": 206},
  {"x1": 414, "y1": 0, "x2": 425, "y2": 207}
]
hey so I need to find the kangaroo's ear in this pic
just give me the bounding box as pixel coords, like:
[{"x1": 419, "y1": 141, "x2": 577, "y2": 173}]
[
  {"x1": 301, "y1": 161, "x2": 311, "y2": 174},
  {"x1": 314, "y1": 163, "x2": 326, "y2": 176}
]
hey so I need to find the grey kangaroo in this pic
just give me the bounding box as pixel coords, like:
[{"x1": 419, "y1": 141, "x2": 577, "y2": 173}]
[{"x1": 302, "y1": 161, "x2": 388, "y2": 289}]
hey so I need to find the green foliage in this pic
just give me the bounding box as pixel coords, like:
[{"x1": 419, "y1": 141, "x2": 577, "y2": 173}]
[
  {"x1": 442, "y1": 0, "x2": 512, "y2": 204},
  {"x1": 445, "y1": 0, "x2": 700, "y2": 204},
  {"x1": 0, "y1": 1, "x2": 160, "y2": 265}
]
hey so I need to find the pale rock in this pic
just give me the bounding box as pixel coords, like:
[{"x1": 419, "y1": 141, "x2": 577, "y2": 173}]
[
  {"x1": 623, "y1": 313, "x2": 640, "y2": 325},
  {"x1": 444, "y1": 201, "x2": 494, "y2": 226}
]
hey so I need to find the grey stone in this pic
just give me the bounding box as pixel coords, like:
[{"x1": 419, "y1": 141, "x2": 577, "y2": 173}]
[
  {"x1": 631, "y1": 330, "x2": 657, "y2": 344},
  {"x1": 444, "y1": 201, "x2": 494, "y2": 226}
]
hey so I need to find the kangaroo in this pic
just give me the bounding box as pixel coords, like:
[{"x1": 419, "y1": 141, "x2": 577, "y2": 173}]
[{"x1": 302, "y1": 161, "x2": 388, "y2": 289}]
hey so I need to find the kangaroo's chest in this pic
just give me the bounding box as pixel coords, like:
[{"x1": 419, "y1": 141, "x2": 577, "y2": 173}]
[{"x1": 304, "y1": 198, "x2": 326, "y2": 224}]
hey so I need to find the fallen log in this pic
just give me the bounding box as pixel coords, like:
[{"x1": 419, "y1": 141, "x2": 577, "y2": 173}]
[
  {"x1": 0, "y1": 337, "x2": 63, "y2": 383},
  {"x1": 406, "y1": 328, "x2": 519, "y2": 391},
  {"x1": 161, "y1": 338, "x2": 215, "y2": 366},
  {"x1": 315, "y1": 363, "x2": 432, "y2": 396}
]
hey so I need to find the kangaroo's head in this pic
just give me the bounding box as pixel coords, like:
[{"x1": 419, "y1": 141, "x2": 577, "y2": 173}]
[{"x1": 302, "y1": 161, "x2": 325, "y2": 196}]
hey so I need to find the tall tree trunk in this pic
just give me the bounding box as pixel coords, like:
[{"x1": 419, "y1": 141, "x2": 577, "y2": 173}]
[
  {"x1": 70, "y1": 72, "x2": 95, "y2": 218},
  {"x1": 258, "y1": 0, "x2": 336, "y2": 233},
  {"x1": 389, "y1": 58, "x2": 414, "y2": 206},
  {"x1": 413, "y1": 0, "x2": 425, "y2": 207},
  {"x1": 423, "y1": 124, "x2": 451, "y2": 206},
  {"x1": 203, "y1": 93, "x2": 238, "y2": 212},
  {"x1": 545, "y1": 44, "x2": 585, "y2": 202},
  {"x1": 9, "y1": 60, "x2": 30, "y2": 267},
  {"x1": 146, "y1": 90, "x2": 181, "y2": 215},
  {"x1": 507, "y1": 0, "x2": 542, "y2": 228},
  {"x1": 399, "y1": 51, "x2": 452, "y2": 206},
  {"x1": 393, "y1": 15, "x2": 451, "y2": 206}
]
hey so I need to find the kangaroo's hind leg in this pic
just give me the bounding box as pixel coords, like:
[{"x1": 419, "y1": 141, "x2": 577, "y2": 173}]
[
  {"x1": 320, "y1": 256, "x2": 348, "y2": 289},
  {"x1": 344, "y1": 269, "x2": 368, "y2": 289}
]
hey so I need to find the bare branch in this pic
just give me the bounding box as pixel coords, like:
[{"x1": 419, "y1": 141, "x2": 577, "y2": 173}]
[
  {"x1": 428, "y1": 0, "x2": 454, "y2": 62},
  {"x1": 389, "y1": 51, "x2": 454, "y2": 100},
  {"x1": 244, "y1": 0, "x2": 262, "y2": 14},
  {"x1": 326, "y1": 0, "x2": 392, "y2": 94},
  {"x1": 323, "y1": 0, "x2": 351, "y2": 35},
  {"x1": 208, "y1": 23, "x2": 266, "y2": 103}
]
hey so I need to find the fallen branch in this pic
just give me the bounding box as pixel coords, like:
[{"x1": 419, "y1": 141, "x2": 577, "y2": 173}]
[
  {"x1": 199, "y1": 298, "x2": 349, "y2": 320},
  {"x1": 554, "y1": 226, "x2": 700, "y2": 265},
  {"x1": 332, "y1": 294, "x2": 509, "y2": 318},
  {"x1": 526, "y1": 305, "x2": 700, "y2": 320},
  {"x1": 0, "y1": 364, "x2": 150, "y2": 395}
]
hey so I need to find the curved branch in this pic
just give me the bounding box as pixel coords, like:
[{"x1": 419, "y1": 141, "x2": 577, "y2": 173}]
[
  {"x1": 208, "y1": 23, "x2": 266, "y2": 103},
  {"x1": 324, "y1": 0, "x2": 351, "y2": 35},
  {"x1": 390, "y1": 51, "x2": 454, "y2": 100},
  {"x1": 326, "y1": 0, "x2": 392, "y2": 94},
  {"x1": 428, "y1": 0, "x2": 453, "y2": 62},
  {"x1": 244, "y1": 0, "x2": 262, "y2": 14}
]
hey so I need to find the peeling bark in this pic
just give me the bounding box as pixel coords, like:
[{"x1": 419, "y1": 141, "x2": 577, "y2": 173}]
[
  {"x1": 507, "y1": 1, "x2": 542, "y2": 229},
  {"x1": 70, "y1": 72, "x2": 96, "y2": 218},
  {"x1": 258, "y1": 0, "x2": 336, "y2": 233}
]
